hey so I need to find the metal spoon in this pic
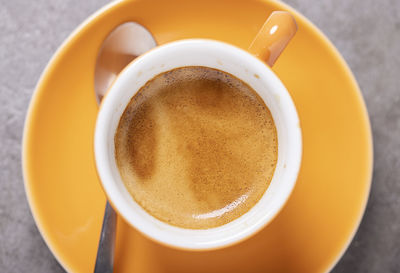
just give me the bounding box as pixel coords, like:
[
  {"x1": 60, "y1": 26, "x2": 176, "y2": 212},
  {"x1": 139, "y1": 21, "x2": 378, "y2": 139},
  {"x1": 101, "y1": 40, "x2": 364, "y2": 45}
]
[{"x1": 93, "y1": 22, "x2": 157, "y2": 273}]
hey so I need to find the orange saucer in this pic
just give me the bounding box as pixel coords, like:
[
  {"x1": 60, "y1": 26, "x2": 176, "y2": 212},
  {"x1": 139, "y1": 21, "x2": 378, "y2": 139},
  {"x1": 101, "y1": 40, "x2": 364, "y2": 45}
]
[{"x1": 22, "y1": 0, "x2": 373, "y2": 272}]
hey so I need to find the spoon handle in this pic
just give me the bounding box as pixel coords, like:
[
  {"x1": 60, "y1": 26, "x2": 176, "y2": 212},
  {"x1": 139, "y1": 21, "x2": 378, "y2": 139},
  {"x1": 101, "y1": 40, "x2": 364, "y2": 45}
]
[{"x1": 94, "y1": 201, "x2": 117, "y2": 273}]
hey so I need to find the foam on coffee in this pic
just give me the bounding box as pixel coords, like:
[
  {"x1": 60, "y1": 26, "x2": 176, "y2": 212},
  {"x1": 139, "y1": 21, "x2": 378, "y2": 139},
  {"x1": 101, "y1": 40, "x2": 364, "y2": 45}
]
[{"x1": 115, "y1": 66, "x2": 278, "y2": 229}]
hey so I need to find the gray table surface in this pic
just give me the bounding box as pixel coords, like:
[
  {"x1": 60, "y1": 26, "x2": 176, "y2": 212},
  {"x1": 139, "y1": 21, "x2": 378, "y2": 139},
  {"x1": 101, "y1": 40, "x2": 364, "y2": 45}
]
[{"x1": 1, "y1": 0, "x2": 399, "y2": 272}]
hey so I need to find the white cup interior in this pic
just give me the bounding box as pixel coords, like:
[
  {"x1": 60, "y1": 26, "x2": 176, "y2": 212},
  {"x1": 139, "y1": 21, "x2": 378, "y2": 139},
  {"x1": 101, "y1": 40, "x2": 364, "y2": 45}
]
[{"x1": 94, "y1": 39, "x2": 302, "y2": 250}]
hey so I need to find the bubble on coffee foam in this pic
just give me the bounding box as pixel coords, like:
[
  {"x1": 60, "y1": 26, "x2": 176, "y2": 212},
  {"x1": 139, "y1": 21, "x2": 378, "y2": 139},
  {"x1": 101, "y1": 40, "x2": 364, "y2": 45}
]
[{"x1": 192, "y1": 194, "x2": 249, "y2": 220}]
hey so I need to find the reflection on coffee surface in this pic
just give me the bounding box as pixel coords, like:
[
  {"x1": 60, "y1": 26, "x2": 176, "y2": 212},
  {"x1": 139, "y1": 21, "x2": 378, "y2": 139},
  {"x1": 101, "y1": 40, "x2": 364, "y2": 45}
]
[{"x1": 115, "y1": 66, "x2": 278, "y2": 229}]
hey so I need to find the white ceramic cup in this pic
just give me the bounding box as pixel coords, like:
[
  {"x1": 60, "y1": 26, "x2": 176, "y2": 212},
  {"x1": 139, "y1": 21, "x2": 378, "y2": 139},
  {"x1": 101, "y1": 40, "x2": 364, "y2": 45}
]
[{"x1": 94, "y1": 38, "x2": 302, "y2": 250}]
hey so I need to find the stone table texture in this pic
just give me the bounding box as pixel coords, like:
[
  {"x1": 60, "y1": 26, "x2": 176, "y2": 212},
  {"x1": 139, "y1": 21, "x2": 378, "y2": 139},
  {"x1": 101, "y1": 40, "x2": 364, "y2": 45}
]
[{"x1": 0, "y1": 0, "x2": 399, "y2": 272}]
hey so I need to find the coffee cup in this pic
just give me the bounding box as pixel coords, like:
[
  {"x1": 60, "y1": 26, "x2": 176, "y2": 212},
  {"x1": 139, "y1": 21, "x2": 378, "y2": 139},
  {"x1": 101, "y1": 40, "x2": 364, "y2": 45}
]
[{"x1": 94, "y1": 11, "x2": 302, "y2": 250}]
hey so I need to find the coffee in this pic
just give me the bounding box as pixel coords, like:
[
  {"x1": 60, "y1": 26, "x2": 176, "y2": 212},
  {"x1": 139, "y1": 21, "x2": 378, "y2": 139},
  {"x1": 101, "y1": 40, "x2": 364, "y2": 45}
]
[{"x1": 115, "y1": 66, "x2": 278, "y2": 229}]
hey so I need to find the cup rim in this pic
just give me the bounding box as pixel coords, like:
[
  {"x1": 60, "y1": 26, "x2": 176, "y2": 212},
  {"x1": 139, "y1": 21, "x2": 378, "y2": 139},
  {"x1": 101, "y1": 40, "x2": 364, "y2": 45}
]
[{"x1": 94, "y1": 39, "x2": 302, "y2": 250}]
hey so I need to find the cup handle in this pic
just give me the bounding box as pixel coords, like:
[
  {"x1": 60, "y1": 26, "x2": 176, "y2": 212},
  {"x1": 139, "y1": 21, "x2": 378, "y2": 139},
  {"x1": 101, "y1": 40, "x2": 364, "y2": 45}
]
[{"x1": 248, "y1": 11, "x2": 297, "y2": 67}]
